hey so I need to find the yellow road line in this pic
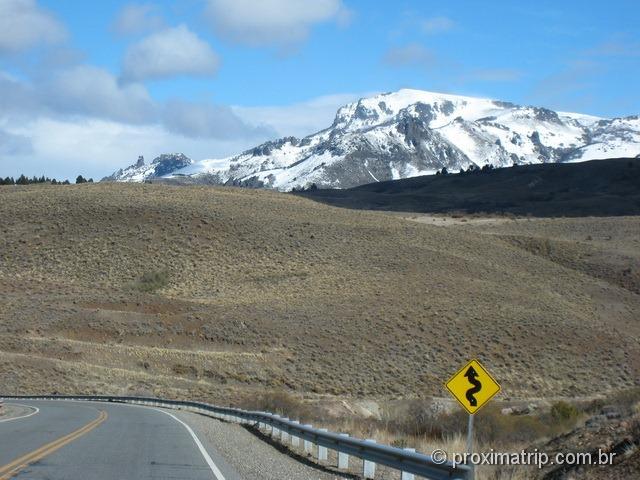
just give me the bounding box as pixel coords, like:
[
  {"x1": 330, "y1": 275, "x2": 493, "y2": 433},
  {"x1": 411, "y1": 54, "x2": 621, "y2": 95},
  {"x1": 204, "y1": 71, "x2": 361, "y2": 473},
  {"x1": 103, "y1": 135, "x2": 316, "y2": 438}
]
[{"x1": 0, "y1": 410, "x2": 107, "y2": 479}]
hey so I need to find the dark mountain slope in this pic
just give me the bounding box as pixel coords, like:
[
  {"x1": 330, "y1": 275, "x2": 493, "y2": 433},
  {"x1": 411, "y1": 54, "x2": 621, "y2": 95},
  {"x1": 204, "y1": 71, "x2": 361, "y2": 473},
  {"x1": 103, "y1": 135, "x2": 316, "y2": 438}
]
[{"x1": 298, "y1": 158, "x2": 640, "y2": 217}]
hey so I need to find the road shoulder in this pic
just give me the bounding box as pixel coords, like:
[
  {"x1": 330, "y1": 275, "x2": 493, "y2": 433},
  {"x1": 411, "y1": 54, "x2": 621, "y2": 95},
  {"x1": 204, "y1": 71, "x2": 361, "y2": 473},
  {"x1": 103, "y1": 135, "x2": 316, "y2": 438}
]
[{"x1": 172, "y1": 410, "x2": 352, "y2": 480}]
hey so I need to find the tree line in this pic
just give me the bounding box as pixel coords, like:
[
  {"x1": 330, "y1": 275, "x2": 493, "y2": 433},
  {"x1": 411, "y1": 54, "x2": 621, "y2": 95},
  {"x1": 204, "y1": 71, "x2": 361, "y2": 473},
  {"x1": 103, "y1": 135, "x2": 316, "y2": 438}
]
[
  {"x1": 436, "y1": 163, "x2": 500, "y2": 176},
  {"x1": 0, "y1": 174, "x2": 94, "y2": 185}
]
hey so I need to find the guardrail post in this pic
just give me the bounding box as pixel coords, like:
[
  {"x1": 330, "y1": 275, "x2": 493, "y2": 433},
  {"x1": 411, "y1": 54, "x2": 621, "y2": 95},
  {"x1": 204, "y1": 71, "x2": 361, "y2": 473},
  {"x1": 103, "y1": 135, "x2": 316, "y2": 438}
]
[
  {"x1": 318, "y1": 429, "x2": 328, "y2": 461},
  {"x1": 303, "y1": 425, "x2": 313, "y2": 454},
  {"x1": 291, "y1": 421, "x2": 300, "y2": 448},
  {"x1": 401, "y1": 448, "x2": 415, "y2": 480},
  {"x1": 280, "y1": 418, "x2": 290, "y2": 443},
  {"x1": 260, "y1": 414, "x2": 271, "y2": 434},
  {"x1": 272, "y1": 415, "x2": 280, "y2": 439},
  {"x1": 338, "y1": 433, "x2": 349, "y2": 469},
  {"x1": 363, "y1": 439, "x2": 376, "y2": 479}
]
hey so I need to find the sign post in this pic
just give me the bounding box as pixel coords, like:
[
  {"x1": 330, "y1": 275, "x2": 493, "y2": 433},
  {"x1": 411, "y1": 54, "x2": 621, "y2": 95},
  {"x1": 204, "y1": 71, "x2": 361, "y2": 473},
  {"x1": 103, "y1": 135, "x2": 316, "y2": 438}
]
[
  {"x1": 445, "y1": 359, "x2": 501, "y2": 480},
  {"x1": 466, "y1": 413, "x2": 474, "y2": 480}
]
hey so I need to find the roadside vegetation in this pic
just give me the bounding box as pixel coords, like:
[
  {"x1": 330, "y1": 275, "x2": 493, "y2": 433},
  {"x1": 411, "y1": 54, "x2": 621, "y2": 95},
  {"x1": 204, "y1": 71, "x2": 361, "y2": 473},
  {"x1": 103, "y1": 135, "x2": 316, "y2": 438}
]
[
  {"x1": 243, "y1": 389, "x2": 640, "y2": 479},
  {"x1": 243, "y1": 391, "x2": 583, "y2": 449}
]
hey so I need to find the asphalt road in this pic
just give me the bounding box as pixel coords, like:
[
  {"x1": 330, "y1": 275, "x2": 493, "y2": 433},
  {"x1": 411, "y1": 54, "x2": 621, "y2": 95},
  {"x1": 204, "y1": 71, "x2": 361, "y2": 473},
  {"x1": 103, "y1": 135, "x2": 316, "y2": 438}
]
[{"x1": 0, "y1": 400, "x2": 244, "y2": 480}]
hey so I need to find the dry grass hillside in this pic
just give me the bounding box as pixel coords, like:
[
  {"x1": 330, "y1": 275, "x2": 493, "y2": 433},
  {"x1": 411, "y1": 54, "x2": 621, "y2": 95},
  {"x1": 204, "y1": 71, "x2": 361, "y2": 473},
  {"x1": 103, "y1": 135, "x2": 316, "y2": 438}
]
[{"x1": 0, "y1": 183, "x2": 638, "y2": 406}]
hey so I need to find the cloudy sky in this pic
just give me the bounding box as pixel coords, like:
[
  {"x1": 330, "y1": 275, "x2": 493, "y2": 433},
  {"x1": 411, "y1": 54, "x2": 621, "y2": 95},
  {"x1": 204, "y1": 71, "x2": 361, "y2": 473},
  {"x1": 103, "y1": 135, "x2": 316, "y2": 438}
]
[{"x1": 1, "y1": 0, "x2": 638, "y2": 179}]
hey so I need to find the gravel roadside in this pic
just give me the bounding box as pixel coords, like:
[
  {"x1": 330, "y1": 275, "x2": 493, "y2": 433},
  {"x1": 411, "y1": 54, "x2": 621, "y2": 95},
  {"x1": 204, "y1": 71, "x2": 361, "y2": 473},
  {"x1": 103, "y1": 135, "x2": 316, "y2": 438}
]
[{"x1": 173, "y1": 410, "x2": 360, "y2": 480}]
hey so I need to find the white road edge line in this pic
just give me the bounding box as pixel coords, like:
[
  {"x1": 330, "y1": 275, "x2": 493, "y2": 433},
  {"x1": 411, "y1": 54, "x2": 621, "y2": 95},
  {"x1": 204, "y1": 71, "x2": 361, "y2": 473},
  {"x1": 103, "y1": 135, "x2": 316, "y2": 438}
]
[
  {"x1": 153, "y1": 408, "x2": 227, "y2": 480},
  {"x1": 0, "y1": 404, "x2": 40, "y2": 423}
]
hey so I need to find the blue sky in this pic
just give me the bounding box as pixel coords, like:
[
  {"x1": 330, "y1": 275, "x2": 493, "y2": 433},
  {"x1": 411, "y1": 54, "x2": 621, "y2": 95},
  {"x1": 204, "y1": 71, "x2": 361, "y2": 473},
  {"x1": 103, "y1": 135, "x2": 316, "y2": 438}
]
[{"x1": 1, "y1": 0, "x2": 639, "y2": 179}]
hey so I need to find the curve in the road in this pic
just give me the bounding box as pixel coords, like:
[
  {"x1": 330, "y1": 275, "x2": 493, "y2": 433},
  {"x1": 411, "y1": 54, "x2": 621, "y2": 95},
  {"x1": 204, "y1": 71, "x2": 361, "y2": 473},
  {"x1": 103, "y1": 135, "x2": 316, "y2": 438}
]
[
  {"x1": 0, "y1": 400, "x2": 238, "y2": 480},
  {"x1": 0, "y1": 410, "x2": 107, "y2": 479}
]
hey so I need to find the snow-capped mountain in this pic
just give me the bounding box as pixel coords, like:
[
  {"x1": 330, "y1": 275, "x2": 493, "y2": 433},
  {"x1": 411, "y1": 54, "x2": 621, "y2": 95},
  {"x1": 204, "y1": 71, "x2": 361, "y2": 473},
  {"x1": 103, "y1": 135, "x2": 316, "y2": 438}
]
[
  {"x1": 105, "y1": 89, "x2": 640, "y2": 190},
  {"x1": 102, "y1": 153, "x2": 193, "y2": 182}
]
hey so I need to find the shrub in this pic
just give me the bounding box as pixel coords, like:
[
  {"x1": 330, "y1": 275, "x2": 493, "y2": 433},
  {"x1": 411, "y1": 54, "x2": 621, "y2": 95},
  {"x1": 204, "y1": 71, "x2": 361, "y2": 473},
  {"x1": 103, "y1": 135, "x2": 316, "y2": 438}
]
[
  {"x1": 630, "y1": 417, "x2": 640, "y2": 440},
  {"x1": 432, "y1": 404, "x2": 579, "y2": 447},
  {"x1": 550, "y1": 401, "x2": 579, "y2": 422},
  {"x1": 392, "y1": 399, "x2": 446, "y2": 437},
  {"x1": 135, "y1": 270, "x2": 169, "y2": 292},
  {"x1": 391, "y1": 438, "x2": 409, "y2": 448}
]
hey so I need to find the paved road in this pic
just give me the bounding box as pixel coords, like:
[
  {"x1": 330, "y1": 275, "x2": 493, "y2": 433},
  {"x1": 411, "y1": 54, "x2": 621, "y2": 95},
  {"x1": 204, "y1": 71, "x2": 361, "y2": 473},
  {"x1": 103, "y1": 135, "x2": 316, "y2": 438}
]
[{"x1": 0, "y1": 400, "x2": 243, "y2": 480}]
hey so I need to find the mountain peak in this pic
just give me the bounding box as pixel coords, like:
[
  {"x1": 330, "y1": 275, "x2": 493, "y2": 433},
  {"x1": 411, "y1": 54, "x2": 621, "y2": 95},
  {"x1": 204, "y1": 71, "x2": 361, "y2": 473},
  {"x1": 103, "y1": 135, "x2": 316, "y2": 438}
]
[{"x1": 104, "y1": 89, "x2": 640, "y2": 189}]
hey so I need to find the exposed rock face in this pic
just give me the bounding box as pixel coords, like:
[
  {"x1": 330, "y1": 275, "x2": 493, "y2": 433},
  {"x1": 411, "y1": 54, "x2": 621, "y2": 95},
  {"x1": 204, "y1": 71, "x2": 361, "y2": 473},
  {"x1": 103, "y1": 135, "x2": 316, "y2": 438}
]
[
  {"x1": 102, "y1": 153, "x2": 193, "y2": 182},
  {"x1": 103, "y1": 89, "x2": 640, "y2": 189},
  {"x1": 151, "y1": 154, "x2": 192, "y2": 177}
]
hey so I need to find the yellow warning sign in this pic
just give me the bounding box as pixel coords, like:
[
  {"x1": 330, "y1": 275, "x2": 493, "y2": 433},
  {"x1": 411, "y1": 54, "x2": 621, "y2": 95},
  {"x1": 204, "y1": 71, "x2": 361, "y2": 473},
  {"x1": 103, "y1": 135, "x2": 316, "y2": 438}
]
[{"x1": 445, "y1": 359, "x2": 501, "y2": 414}]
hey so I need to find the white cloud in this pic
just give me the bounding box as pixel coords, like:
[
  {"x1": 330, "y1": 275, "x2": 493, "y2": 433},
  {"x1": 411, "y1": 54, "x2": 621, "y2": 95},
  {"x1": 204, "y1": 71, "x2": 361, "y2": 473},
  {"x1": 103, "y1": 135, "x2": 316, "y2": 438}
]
[
  {"x1": 0, "y1": 71, "x2": 40, "y2": 114},
  {"x1": 35, "y1": 65, "x2": 268, "y2": 140},
  {"x1": 382, "y1": 44, "x2": 436, "y2": 69},
  {"x1": 122, "y1": 25, "x2": 219, "y2": 81},
  {"x1": 421, "y1": 16, "x2": 455, "y2": 35},
  {"x1": 163, "y1": 99, "x2": 275, "y2": 139},
  {"x1": 204, "y1": 0, "x2": 350, "y2": 47},
  {"x1": 0, "y1": 0, "x2": 66, "y2": 53},
  {"x1": 0, "y1": 63, "x2": 278, "y2": 180},
  {"x1": 234, "y1": 92, "x2": 370, "y2": 138},
  {"x1": 0, "y1": 128, "x2": 32, "y2": 155},
  {"x1": 112, "y1": 3, "x2": 165, "y2": 36},
  {"x1": 467, "y1": 68, "x2": 522, "y2": 82},
  {"x1": 0, "y1": 86, "x2": 370, "y2": 180},
  {"x1": 45, "y1": 65, "x2": 156, "y2": 123},
  {"x1": 1, "y1": 117, "x2": 264, "y2": 180}
]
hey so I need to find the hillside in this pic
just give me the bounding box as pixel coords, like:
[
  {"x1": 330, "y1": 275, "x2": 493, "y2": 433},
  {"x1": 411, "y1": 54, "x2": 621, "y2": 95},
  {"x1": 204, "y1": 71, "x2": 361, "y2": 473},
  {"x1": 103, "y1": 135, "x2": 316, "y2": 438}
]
[
  {"x1": 105, "y1": 89, "x2": 640, "y2": 190},
  {"x1": 298, "y1": 157, "x2": 640, "y2": 217},
  {"x1": 0, "y1": 184, "x2": 638, "y2": 406}
]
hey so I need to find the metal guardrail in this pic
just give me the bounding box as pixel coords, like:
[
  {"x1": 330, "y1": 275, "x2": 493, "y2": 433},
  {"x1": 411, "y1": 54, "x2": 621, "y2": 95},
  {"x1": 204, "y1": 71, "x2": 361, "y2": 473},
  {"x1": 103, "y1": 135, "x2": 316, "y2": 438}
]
[{"x1": 1, "y1": 394, "x2": 471, "y2": 480}]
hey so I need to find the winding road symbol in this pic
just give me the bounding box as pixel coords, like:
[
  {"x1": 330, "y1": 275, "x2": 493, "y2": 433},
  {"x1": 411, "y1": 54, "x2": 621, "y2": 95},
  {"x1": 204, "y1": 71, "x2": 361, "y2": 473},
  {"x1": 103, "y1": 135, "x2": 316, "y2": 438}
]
[
  {"x1": 444, "y1": 359, "x2": 501, "y2": 414},
  {"x1": 464, "y1": 366, "x2": 482, "y2": 407}
]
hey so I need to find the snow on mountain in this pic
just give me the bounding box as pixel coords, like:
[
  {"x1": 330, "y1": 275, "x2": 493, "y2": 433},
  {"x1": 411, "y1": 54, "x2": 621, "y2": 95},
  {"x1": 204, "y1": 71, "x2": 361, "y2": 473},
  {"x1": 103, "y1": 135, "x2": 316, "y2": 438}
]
[
  {"x1": 102, "y1": 153, "x2": 193, "y2": 182},
  {"x1": 104, "y1": 89, "x2": 640, "y2": 190}
]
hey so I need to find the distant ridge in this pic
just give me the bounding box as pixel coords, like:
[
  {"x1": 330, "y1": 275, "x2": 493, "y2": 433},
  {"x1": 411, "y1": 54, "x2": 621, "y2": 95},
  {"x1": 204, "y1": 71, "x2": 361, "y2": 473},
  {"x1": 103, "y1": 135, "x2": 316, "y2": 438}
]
[{"x1": 297, "y1": 157, "x2": 640, "y2": 217}]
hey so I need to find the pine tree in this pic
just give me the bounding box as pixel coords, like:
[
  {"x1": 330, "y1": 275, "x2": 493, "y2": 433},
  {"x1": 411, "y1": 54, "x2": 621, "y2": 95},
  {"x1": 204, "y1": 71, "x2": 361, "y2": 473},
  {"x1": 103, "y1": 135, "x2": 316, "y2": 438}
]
[{"x1": 76, "y1": 175, "x2": 86, "y2": 184}]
